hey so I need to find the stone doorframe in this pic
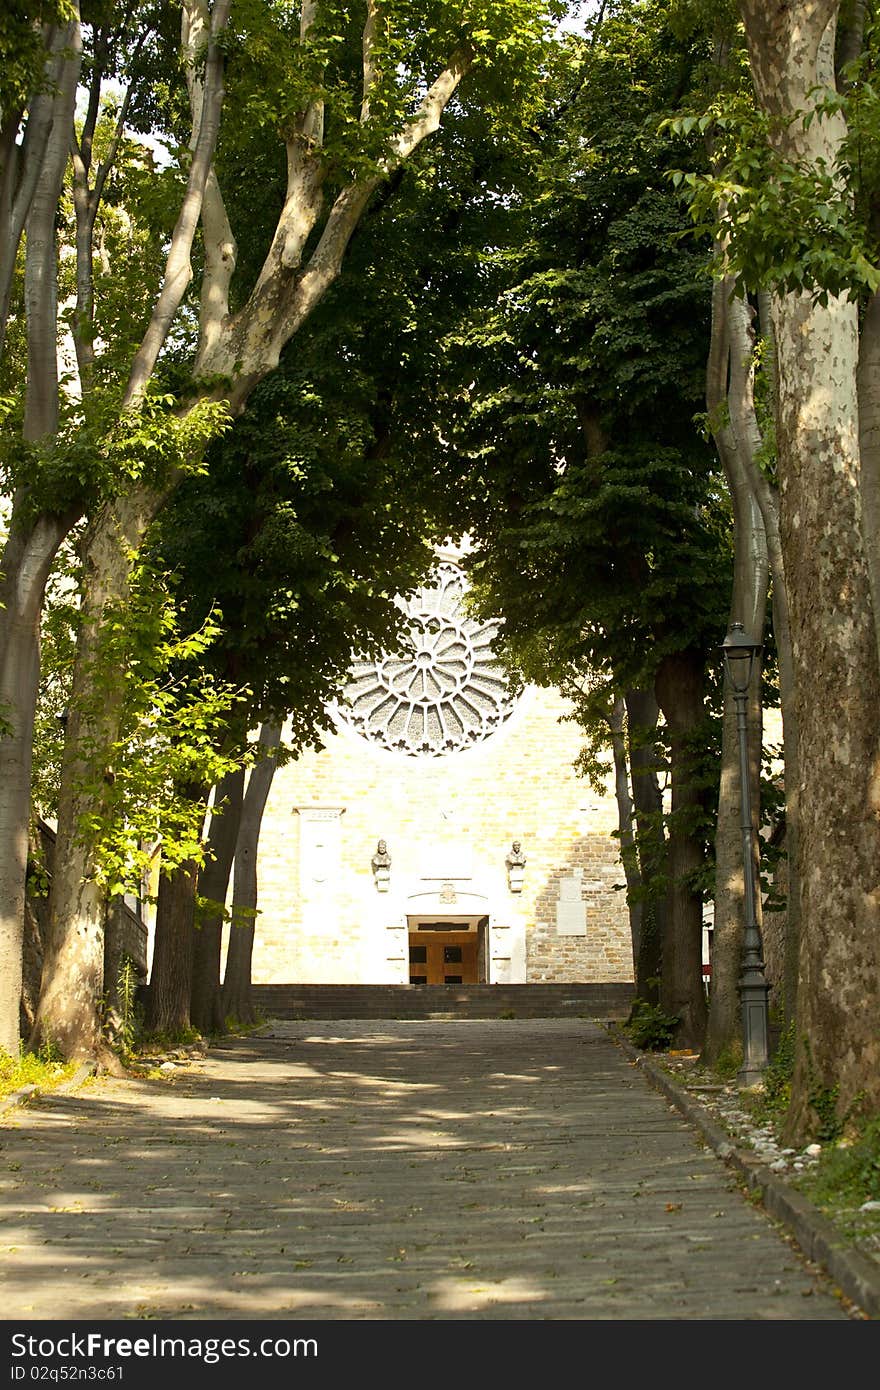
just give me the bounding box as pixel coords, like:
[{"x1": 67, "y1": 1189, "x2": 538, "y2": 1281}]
[{"x1": 390, "y1": 886, "x2": 526, "y2": 984}]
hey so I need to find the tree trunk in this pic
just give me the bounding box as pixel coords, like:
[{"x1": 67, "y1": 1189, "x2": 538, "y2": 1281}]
[
  {"x1": 722, "y1": 282, "x2": 800, "y2": 1023},
  {"x1": 0, "y1": 13, "x2": 82, "y2": 1058},
  {"x1": 776, "y1": 285, "x2": 880, "y2": 1134},
  {"x1": 857, "y1": 291, "x2": 880, "y2": 673},
  {"x1": 145, "y1": 854, "x2": 200, "y2": 1038},
  {"x1": 608, "y1": 697, "x2": 642, "y2": 983},
  {"x1": 836, "y1": 0, "x2": 867, "y2": 78},
  {"x1": 705, "y1": 276, "x2": 770, "y2": 1065},
  {"x1": 191, "y1": 764, "x2": 245, "y2": 1035},
  {"x1": 774, "y1": 580, "x2": 802, "y2": 1027},
  {"x1": 144, "y1": 779, "x2": 205, "y2": 1037},
  {"x1": 0, "y1": 512, "x2": 74, "y2": 1055},
  {"x1": 741, "y1": 0, "x2": 880, "y2": 1135},
  {"x1": 624, "y1": 688, "x2": 666, "y2": 1004},
  {"x1": 706, "y1": 666, "x2": 764, "y2": 1066},
  {"x1": 0, "y1": 11, "x2": 83, "y2": 1059},
  {"x1": 654, "y1": 650, "x2": 709, "y2": 1051},
  {"x1": 726, "y1": 290, "x2": 802, "y2": 1024},
  {"x1": 30, "y1": 488, "x2": 160, "y2": 1066},
  {"x1": 222, "y1": 725, "x2": 281, "y2": 1025}
]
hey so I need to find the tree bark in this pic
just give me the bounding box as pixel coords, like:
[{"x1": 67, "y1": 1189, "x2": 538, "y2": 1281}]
[
  {"x1": 29, "y1": 488, "x2": 161, "y2": 1066},
  {"x1": 704, "y1": 276, "x2": 770, "y2": 1065},
  {"x1": 624, "y1": 688, "x2": 666, "y2": 1004},
  {"x1": 0, "y1": 512, "x2": 76, "y2": 1055},
  {"x1": 654, "y1": 650, "x2": 709, "y2": 1050},
  {"x1": 123, "y1": 0, "x2": 231, "y2": 409},
  {"x1": 191, "y1": 764, "x2": 244, "y2": 1035},
  {"x1": 857, "y1": 291, "x2": 880, "y2": 672},
  {"x1": 27, "y1": 2, "x2": 230, "y2": 1062},
  {"x1": 741, "y1": 0, "x2": 880, "y2": 1134},
  {"x1": 23, "y1": 16, "x2": 81, "y2": 438},
  {"x1": 0, "y1": 19, "x2": 79, "y2": 363},
  {"x1": 222, "y1": 725, "x2": 281, "y2": 1025},
  {"x1": 836, "y1": 0, "x2": 867, "y2": 78},
  {"x1": 145, "y1": 852, "x2": 200, "y2": 1039},
  {"x1": 608, "y1": 696, "x2": 642, "y2": 985},
  {"x1": 726, "y1": 289, "x2": 802, "y2": 1023}
]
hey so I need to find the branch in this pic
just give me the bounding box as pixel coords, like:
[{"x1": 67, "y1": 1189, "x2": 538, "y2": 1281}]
[
  {"x1": 23, "y1": 14, "x2": 83, "y2": 440},
  {"x1": 0, "y1": 25, "x2": 72, "y2": 360},
  {"x1": 280, "y1": 46, "x2": 474, "y2": 293},
  {"x1": 92, "y1": 78, "x2": 135, "y2": 212},
  {"x1": 123, "y1": 0, "x2": 231, "y2": 409},
  {"x1": 298, "y1": 0, "x2": 325, "y2": 150},
  {"x1": 11, "y1": 27, "x2": 70, "y2": 231},
  {"x1": 184, "y1": 2, "x2": 237, "y2": 365},
  {"x1": 706, "y1": 274, "x2": 730, "y2": 423},
  {"x1": 210, "y1": 41, "x2": 472, "y2": 407},
  {"x1": 391, "y1": 50, "x2": 472, "y2": 163},
  {"x1": 198, "y1": 169, "x2": 238, "y2": 360},
  {"x1": 70, "y1": 13, "x2": 149, "y2": 392},
  {"x1": 361, "y1": 0, "x2": 380, "y2": 123}
]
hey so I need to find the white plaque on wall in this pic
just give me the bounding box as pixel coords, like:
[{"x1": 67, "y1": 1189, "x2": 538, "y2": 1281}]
[
  {"x1": 556, "y1": 869, "x2": 587, "y2": 936},
  {"x1": 295, "y1": 808, "x2": 345, "y2": 927}
]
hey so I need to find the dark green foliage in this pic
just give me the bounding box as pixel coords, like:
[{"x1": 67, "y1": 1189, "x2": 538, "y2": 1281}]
[
  {"x1": 746, "y1": 1020, "x2": 796, "y2": 1125},
  {"x1": 409, "y1": 4, "x2": 736, "y2": 943},
  {"x1": 803, "y1": 1116, "x2": 880, "y2": 1208},
  {"x1": 432, "y1": 2, "x2": 732, "y2": 687},
  {"x1": 622, "y1": 999, "x2": 681, "y2": 1052},
  {"x1": 145, "y1": 39, "x2": 572, "y2": 752}
]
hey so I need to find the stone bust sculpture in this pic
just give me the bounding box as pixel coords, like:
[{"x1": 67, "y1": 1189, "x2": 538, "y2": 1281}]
[
  {"x1": 372, "y1": 838, "x2": 391, "y2": 891},
  {"x1": 506, "y1": 839, "x2": 526, "y2": 892}
]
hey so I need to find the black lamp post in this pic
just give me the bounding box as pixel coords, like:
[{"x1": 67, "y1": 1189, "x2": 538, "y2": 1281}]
[{"x1": 721, "y1": 621, "x2": 770, "y2": 1086}]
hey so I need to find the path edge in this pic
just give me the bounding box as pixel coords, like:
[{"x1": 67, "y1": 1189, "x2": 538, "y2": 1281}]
[{"x1": 608, "y1": 1027, "x2": 880, "y2": 1320}]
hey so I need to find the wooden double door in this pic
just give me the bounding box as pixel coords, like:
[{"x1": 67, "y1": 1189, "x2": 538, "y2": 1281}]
[{"x1": 408, "y1": 929, "x2": 478, "y2": 985}]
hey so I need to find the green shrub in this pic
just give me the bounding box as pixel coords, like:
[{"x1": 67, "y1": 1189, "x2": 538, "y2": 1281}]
[
  {"x1": 800, "y1": 1115, "x2": 880, "y2": 1225},
  {"x1": 622, "y1": 1000, "x2": 680, "y2": 1052}
]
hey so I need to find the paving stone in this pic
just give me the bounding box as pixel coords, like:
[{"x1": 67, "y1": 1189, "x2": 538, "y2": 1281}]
[{"x1": 0, "y1": 1020, "x2": 858, "y2": 1320}]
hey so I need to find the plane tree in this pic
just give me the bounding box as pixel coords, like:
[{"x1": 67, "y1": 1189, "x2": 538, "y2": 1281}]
[
  {"x1": 429, "y1": 3, "x2": 736, "y2": 1048},
  {"x1": 668, "y1": 0, "x2": 880, "y2": 1136},
  {"x1": 9, "y1": 0, "x2": 560, "y2": 1064}
]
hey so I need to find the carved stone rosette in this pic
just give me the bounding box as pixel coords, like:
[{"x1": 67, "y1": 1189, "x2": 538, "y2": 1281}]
[{"x1": 334, "y1": 561, "x2": 519, "y2": 757}]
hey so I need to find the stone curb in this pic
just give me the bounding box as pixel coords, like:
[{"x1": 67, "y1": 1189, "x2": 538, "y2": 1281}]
[
  {"x1": 610, "y1": 1029, "x2": 880, "y2": 1320},
  {"x1": 1, "y1": 1082, "x2": 40, "y2": 1113},
  {"x1": 1, "y1": 1060, "x2": 97, "y2": 1116}
]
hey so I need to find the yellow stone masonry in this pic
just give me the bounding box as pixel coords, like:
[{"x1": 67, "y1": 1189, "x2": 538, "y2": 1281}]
[{"x1": 253, "y1": 684, "x2": 634, "y2": 986}]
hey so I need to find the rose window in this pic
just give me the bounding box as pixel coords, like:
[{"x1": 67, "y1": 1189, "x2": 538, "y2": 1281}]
[{"x1": 334, "y1": 561, "x2": 519, "y2": 757}]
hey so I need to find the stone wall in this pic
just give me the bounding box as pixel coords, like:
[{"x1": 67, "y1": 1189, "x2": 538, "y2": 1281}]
[{"x1": 252, "y1": 684, "x2": 634, "y2": 985}]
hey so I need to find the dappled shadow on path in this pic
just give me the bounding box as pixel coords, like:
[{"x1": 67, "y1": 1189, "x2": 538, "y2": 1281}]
[{"x1": 0, "y1": 1021, "x2": 848, "y2": 1321}]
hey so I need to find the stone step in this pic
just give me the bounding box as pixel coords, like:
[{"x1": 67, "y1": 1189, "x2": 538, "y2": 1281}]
[{"x1": 250, "y1": 982, "x2": 635, "y2": 1021}]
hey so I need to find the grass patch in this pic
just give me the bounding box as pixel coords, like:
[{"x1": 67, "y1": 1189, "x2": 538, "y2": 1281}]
[
  {"x1": 137, "y1": 1025, "x2": 203, "y2": 1051},
  {"x1": 0, "y1": 1048, "x2": 77, "y2": 1102},
  {"x1": 795, "y1": 1114, "x2": 880, "y2": 1243}
]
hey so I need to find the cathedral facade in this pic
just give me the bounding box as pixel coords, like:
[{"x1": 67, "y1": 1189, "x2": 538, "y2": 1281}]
[{"x1": 252, "y1": 556, "x2": 634, "y2": 987}]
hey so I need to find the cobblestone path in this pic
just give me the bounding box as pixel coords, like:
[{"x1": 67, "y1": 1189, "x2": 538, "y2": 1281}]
[{"x1": 0, "y1": 1020, "x2": 855, "y2": 1320}]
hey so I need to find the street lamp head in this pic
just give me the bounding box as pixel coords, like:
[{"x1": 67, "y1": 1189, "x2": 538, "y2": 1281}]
[{"x1": 721, "y1": 621, "x2": 763, "y2": 695}]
